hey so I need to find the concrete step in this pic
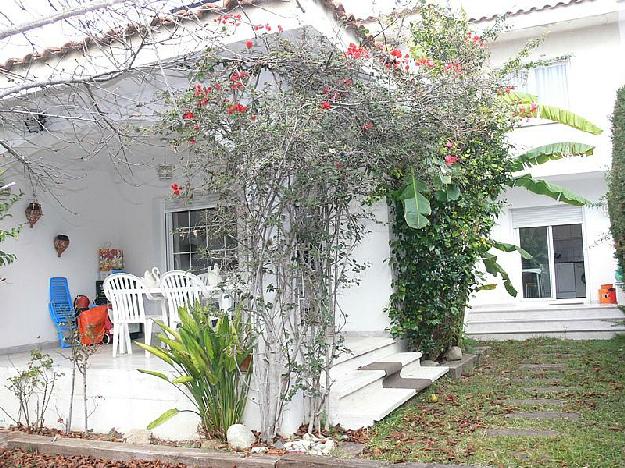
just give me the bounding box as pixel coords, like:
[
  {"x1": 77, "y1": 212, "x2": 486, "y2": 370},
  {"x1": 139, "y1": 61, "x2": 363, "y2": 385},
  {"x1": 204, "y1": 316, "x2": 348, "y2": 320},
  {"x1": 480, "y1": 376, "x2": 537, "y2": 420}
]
[
  {"x1": 329, "y1": 351, "x2": 448, "y2": 430},
  {"x1": 466, "y1": 305, "x2": 623, "y2": 323},
  {"x1": 330, "y1": 336, "x2": 400, "y2": 378},
  {"x1": 466, "y1": 319, "x2": 625, "y2": 335},
  {"x1": 469, "y1": 330, "x2": 625, "y2": 341},
  {"x1": 333, "y1": 351, "x2": 422, "y2": 400}
]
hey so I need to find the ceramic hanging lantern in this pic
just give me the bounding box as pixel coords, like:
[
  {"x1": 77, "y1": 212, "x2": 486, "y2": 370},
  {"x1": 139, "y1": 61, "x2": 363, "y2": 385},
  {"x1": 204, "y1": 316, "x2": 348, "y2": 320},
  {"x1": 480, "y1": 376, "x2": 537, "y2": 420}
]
[
  {"x1": 54, "y1": 235, "x2": 70, "y2": 257},
  {"x1": 25, "y1": 201, "x2": 43, "y2": 228}
]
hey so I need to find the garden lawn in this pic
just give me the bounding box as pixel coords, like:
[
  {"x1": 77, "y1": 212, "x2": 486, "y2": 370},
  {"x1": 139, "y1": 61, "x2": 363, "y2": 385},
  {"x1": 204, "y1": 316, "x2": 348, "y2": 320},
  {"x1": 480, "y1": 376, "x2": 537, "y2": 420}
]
[{"x1": 365, "y1": 337, "x2": 625, "y2": 467}]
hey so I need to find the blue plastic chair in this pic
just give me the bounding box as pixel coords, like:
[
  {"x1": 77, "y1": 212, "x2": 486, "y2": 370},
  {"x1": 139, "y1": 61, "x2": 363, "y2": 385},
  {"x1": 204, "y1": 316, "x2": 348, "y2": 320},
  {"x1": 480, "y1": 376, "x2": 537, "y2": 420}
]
[{"x1": 48, "y1": 277, "x2": 76, "y2": 348}]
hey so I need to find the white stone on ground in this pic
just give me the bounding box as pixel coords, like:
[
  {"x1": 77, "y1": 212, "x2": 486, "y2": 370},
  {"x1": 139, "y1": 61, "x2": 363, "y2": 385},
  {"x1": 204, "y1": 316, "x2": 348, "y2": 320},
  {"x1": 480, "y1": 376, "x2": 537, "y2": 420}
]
[
  {"x1": 284, "y1": 433, "x2": 335, "y2": 455},
  {"x1": 226, "y1": 424, "x2": 255, "y2": 450},
  {"x1": 251, "y1": 446, "x2": 269, "y2": 454},
  {"x1": 445, "y1": 346, "x2": 463, "y2": 361},
  {"x1": 124, "y1": 429, "x2": 151, "y2": 445}
]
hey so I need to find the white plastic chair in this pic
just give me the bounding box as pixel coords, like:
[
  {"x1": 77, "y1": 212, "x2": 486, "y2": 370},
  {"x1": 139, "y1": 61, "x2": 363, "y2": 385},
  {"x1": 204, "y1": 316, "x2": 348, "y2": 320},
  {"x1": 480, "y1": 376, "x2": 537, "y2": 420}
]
[
  {"x1": 159, "y1": 271, "x2": 212, "y2": 328},
  {"x1": 103, "y1": 274, "x2": 161, "y2": 357},
  {"x1": 198, "y1": 267, "x2": 233, "y2": 315}
]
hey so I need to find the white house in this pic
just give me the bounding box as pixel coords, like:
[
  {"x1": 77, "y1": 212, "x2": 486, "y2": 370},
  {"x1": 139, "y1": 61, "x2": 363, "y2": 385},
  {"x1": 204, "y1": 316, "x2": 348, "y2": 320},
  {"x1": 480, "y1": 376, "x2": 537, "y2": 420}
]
[
  {"x1": 0, "y1": 0, "x2": 624, "y2": 439},
  {"x1": 460, "y1": 0, "x2": 625, "y2": 339}
]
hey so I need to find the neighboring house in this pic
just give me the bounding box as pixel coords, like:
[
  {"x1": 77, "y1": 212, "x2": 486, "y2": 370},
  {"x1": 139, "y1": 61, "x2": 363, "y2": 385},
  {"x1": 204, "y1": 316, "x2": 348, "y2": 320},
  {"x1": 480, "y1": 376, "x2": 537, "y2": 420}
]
[
  {"x1": 1, "y1": 0, "x2": 625, "y2": 437},
  {"x1": 462, "y1": 0, "x2": 625, "y2": 339}
]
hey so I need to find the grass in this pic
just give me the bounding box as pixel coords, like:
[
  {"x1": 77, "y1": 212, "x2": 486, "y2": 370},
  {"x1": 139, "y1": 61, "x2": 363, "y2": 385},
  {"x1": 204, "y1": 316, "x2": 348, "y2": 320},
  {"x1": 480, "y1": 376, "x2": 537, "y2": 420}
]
[{"x1": 364, "y1": 337, "x2": 625, "y2": 467}]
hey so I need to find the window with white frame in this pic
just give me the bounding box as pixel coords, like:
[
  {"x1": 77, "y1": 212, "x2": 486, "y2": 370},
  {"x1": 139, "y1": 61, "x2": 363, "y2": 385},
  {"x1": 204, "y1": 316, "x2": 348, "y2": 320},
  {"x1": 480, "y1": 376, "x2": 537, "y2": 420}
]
[
  {"x1": 508, "y1": 60, "x2": 570, "y2": 108},
  {"x1": 165, "y1": 206, "x2": 237, "y2": 273}
]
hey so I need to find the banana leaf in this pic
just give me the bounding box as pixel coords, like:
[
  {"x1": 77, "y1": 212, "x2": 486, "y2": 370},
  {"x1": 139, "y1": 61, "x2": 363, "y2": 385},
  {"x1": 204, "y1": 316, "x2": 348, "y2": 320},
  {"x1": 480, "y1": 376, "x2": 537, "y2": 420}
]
[
  {"x1": 511, "y1": 142, "x2": 595, "y2": 171},
  {"x1": 539, "y1": 105, "x2": 603, "y2": 135},
  {"x1": 513, "y1": 174, "x2": 590, "y2": 206},
  {"x1": 490, "y1": 240, "x2": 532, "y2": 259}
]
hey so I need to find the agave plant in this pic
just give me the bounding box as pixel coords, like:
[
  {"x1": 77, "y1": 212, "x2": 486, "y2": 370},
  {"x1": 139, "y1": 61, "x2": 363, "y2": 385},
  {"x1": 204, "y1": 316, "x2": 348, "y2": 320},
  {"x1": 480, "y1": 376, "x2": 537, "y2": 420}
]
[{"x1": 137, "y1": 303, "x2": 253, "y2": 439}]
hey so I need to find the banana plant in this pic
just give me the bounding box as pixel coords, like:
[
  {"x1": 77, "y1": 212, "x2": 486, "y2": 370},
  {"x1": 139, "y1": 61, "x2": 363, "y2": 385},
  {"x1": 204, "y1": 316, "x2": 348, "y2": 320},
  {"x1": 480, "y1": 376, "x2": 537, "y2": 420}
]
[{"x1": 397, "y1": 93, "x2": 602, "y2": 295}]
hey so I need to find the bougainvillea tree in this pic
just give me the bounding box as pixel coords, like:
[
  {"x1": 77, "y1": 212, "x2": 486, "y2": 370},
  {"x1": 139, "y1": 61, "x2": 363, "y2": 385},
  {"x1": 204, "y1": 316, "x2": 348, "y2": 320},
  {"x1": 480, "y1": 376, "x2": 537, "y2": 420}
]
[
  {"x1": 158, "y1": 8, "x2": 517, "y2": 438},
  {"x1": 159, "y1": 4, "x2": 601, "y2": 438}
]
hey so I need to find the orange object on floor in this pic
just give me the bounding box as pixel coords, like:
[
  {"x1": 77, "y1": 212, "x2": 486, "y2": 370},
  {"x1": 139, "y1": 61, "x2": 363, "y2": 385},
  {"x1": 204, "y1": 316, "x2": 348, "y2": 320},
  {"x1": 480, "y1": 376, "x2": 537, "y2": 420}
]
[
  {"x1": 77, "y1": 305, "x2": 110, "y2": 345},
  {"x1": 599, "y1": 283, "x2": 617, "y2": 304}
]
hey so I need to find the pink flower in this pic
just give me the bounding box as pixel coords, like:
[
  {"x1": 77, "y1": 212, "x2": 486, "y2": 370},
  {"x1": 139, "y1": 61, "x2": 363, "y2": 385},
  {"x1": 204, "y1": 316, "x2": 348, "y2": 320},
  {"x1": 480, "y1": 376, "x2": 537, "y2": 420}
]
[
  {"x1": 446, "y1": 140, "x2": 454, "y2": 148},
  {"x1": 278, "y1": 24, "x2": 284, "y2": 33},
  {"x1": 362, "y1": 121, "x2": 374, "y2": 130},
  {"x1": 445, "y1": 155, "x2": 459, "y2": 166},
  {"x1": 171, "y1": 183, "x2": 182, "y2": 196},
  {"x1": 245, "y1": 40, "x2": 254, "y2": 49},
  {"x1": 321, "y1": 101, "x2": 332, "y2": 110}
]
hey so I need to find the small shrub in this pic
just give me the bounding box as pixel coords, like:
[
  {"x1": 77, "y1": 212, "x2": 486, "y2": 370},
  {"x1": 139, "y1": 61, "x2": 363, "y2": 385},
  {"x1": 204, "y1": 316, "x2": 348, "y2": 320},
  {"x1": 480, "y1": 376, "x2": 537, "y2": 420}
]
[
  {"x1": 1, "y1": 349, "x2": 62, "y2": 430},
  {"x1": 138, "y1": 303, "x2": 253, "y2": 439}
]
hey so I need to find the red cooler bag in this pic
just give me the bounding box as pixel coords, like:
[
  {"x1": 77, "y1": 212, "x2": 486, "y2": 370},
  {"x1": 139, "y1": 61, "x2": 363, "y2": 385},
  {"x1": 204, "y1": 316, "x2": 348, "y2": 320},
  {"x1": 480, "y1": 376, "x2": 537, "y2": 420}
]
[{"x1": 77, "y1": 306, "x2": 109, "y2": 345}]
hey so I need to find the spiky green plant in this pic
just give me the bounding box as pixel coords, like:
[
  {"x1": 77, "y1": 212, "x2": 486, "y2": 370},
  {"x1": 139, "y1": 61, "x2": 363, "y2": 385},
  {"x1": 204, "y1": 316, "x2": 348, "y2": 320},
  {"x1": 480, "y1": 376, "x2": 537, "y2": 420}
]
[{"x1": 137, "y1": 303, "x2": 253, "y2": 439}]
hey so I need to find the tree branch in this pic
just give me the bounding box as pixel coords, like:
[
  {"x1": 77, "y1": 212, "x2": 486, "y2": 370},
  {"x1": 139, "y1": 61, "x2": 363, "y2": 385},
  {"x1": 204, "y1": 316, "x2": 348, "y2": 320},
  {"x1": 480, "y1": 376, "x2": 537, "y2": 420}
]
[{"x1": 0, "y1": 0, "x2": 131, "y2": 42}]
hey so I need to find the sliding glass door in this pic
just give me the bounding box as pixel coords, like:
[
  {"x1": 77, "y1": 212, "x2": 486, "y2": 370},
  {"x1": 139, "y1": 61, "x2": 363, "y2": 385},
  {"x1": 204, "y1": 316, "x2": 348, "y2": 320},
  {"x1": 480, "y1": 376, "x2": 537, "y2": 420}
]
[{"x1": 518, "y1": 224, "x2": 586, "y2": 300}]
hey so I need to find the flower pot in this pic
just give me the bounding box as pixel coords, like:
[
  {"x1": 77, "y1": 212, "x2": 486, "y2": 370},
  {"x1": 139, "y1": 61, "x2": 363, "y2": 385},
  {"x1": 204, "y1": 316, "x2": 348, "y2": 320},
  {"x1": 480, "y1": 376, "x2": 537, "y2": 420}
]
[{"x1": 25, "y1": 201, "x2": 43, "y2": 228}]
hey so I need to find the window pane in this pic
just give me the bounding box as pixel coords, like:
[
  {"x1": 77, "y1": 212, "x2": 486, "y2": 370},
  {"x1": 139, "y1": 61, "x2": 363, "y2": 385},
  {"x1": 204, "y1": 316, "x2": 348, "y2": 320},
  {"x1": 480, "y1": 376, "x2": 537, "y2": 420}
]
[
  {"x1": 188, "y1": 226, "x2": 207, "y2": 253},
  {"x1": 190, "y1": 253, "x2": 210, "y2": 273},
  {"x1": 172, "y1": 211, "x2": 189, "y2": 229},
  {"x1": 172, "y1": 228, "x2": 191, "y2": 252},
  {"x1": 553, "y1": 224, "x2": 586, "y2": 299},
  {"x1": 173, "y1": 253, "x2": 190, "y2": 271},
  {"x1": 519, "y1": 226, "x2": 552, "y2": 299},
  {"x1": 190, "y1": 209, "x2": 208, "y2": 228}
]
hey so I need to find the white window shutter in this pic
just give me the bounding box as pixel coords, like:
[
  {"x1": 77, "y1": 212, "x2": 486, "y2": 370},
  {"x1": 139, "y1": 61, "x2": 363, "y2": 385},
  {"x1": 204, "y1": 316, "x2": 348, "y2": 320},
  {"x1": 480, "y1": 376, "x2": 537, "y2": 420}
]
[{"x1": 511, "y1": 206, "x2": 583, "y2": 228}]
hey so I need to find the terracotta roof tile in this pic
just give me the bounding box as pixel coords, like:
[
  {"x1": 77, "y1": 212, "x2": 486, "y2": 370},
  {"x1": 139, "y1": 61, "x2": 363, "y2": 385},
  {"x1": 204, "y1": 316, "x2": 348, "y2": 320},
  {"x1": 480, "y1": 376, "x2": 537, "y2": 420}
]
[
  {"x1": 0, "y1": 0, "x2": 265, "y2": 72},
  {"x1": 467, "y1": 0, "x2": 596, "y2": 23}
]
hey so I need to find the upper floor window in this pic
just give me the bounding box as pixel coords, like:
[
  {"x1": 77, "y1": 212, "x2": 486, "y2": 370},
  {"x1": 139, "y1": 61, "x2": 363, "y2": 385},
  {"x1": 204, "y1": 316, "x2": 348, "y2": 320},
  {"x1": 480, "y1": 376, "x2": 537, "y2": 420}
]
[
  {"x1": 165, "y1": 206, "x2": 237, "y2": 273},
  {"x1": 509, "y1": 61, "x2": 570, "y2": 108}
]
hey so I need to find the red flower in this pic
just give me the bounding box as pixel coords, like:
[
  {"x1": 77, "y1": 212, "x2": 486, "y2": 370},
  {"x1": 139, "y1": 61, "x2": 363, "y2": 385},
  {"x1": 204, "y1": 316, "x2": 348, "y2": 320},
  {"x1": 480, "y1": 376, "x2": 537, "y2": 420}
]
[
  {"x1": 182, "y1": 111, "x2": 194, "y2": 120},
  {"x1": 342, "y1": 78, "x2": 353, "y2": 87},
  {"x1": 278, "y1": 24, "x2": 284, "y2": 33},
  {"x1": 230, "y1": 71, "x2": 249, "y2": 82},
  {"x1": 362, "y1": 121, "x2": 374, "y2": 130},
  {"x1": 227, "y1": 102, "x2": 248, "y2": 115},
  {"x1": 445, "y1": 155, "x2": 459, "y2": 166},
  {"x1": 346, "y1": 43, "x2": 368, "y2": 59},
  {"x1": 253, "y1": 24, "x2": 264, "y2": 31},
  {"x1": 188, "y1": 137, "x2": 196, "y2": 144},
  {"x1": 171, "y1": 183, "x2": 182, "y2": 196},
  {"x1": 245, "y1": 39, "x2": 254, "y2": 49},
  {"x1": 265, "y1": 24, "x2": 272, "y2": 31},
  {"x1": 390, "y1": 49, "x2": 402, "y2": 58},
  {"x1": 193, "y1": 83, "x2": 203, "y2": 96},
  {"x1": 214, "y1": 83, "x2": 222, "y2": 91},
  {"x1": 320, "y1": 101, "x2": 332, "y2": 110}
]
